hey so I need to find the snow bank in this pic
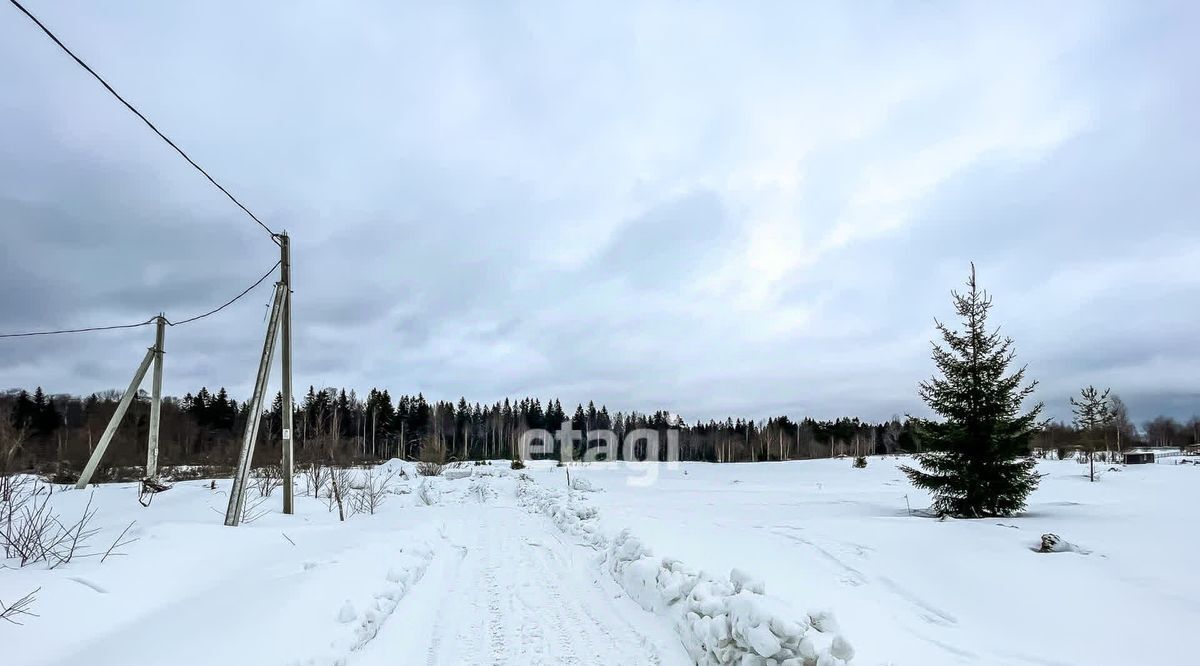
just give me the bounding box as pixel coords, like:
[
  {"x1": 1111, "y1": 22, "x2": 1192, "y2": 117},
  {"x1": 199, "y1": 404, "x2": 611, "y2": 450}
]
[
  {"x1": 516, "y1": 476, "x2": 606, "y2": 549},
  {"x1": 517, "y1": 478, "x2": 854, "y2": 665},
  {"x1": 570, "y1": 476, "x2": 601, "y2": 492},
  {"x1": 415, "y1": 478, "x2": 441, "y2": 506},
  {"x1": 468, "y1": 476, "x2": 498, "y2": 503},
  {"x1": 298, "y1": 543, "x2": 434, "y2": 666},
  {"x1": 1034, "y1": 533, "x2": 1090, "y2": 555},
  {"x1": 469, "y1": 464, "x2": 504, "y2": 477}
]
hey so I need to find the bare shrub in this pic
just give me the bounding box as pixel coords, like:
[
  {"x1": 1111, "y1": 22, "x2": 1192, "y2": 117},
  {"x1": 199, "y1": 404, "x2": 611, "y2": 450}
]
[
  {"x1": 510, "y1": 459, "x2": 525, "y2": 470},
  {"x1": 208, "y1": 491, "x2": 270, "y2": 524},
  {"x1": 302, "y1": 460, "x2": 329, "y2": 498},
  {"x1": 0, "y1": 588, "x2": 38, "y2": 625},
  {"x1": 415, "y1": 441, "x2": 446, "y2": 477},
  {"x1": 164, "y1": 465, "x2": 231, "y2": 482},
  {"x1": 42, "y1": 464, "x2": 79, "y2": 486},
  {"x1": 253, "y1": 464, "x2": 283, "y2": 498},
  {"x1": 239, "y1": 494, "x2": 272, "y2": 524},
  {"x1": 101, "y1": 522, "x2": 138, "y2": 562},
  {"x1": 415, "y1": 461, "x2": 445, "y2": 477},
  {"x1": 0, "y1": 481, "x2": 108, "y2": 568},
  {"x1": 164, "y1": 466, "x2": 204, "y2": 481},
  {"x1": 93, "y1": 466, "x2": 144, "y2": 484},
  {"x1": 349, "y1": 469, "x2": 397, "y2": 515}
]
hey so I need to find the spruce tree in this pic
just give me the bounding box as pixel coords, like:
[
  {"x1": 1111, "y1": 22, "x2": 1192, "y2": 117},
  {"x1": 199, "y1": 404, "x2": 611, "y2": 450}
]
[
  {"x1": 10, "y1": 390, "x2": 35, "y2": 431},
  {"x1": 901, "y1": 265, "x2": 1043, "y2": 517}
]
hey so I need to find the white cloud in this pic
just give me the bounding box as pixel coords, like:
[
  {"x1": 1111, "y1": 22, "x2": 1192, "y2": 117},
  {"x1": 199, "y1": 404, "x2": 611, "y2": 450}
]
[{"x1": 1, "y1": 0, "x2": 1196, "y2": 422}]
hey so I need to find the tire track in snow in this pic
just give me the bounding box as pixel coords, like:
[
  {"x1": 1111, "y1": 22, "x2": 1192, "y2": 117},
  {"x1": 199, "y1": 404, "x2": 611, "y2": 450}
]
[
  {"x1": 761, "y1": 524, "x2": 980, "y2": 662},
  {"x1": 413, "y1": 505, "x2": 676, "y2": 666},
  {"x1": 522, "y1": 520, "x2": 664, "y2": 665},
  {"x1": 424, "y1": 543, "x2": 470, "y2": 666},
  {"x1": 768, "y1": 525, "x2": 959, "y2": 627}
]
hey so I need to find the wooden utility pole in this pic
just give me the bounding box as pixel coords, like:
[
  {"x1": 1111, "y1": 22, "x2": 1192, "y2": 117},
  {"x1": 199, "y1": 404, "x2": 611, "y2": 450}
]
[
  {"x1": 145, "y1": 315, "x2": 166, "y2": 480},
  {"x1": 76, "y1": 328, "x2": 160, "y2": 489},
  {"x1": 280, "y1": 233, "x2": 295, "y2": 515},
  {"x1": 226, "y1": 282, "x2": 287, "y2": 526}
]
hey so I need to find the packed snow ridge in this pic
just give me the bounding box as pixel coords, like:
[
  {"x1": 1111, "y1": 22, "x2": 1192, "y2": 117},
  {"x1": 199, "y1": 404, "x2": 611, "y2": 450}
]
[
  {"x1": 516, "y1": 476, "x2": 855, "y2": 665},
  {"x1": 296, "y1": 542, "x2": 434, "y2": 666}
]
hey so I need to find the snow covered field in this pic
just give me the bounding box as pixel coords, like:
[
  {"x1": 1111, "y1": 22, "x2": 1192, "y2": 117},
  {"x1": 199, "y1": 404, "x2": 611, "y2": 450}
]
[
  {"x1": 524, "y1": 457, "x2": 1199, "y2": 666},
  {"x1": 2, "y1": 457, "x2": 1195, "y2": 665}
]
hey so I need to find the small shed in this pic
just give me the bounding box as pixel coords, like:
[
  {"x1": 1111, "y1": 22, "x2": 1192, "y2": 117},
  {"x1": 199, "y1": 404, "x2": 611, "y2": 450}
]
[{"x1": 1124, "y1": 451, "x2": 1155, "y2": 464}]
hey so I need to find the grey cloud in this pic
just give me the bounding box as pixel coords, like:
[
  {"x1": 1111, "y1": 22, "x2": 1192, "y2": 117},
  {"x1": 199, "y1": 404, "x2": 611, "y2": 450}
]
[
  {"x1": 1, "y1": 1, "x2": 1197, "y2": 425},
  {"x1": 588, "y1": 188, "x2": 730, "y2": 290}
]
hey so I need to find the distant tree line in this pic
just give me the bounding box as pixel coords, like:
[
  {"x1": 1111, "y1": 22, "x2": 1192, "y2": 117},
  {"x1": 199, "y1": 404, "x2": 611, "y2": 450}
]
[
  {"x1": 1, "y1": 383, "x2": 1195, "y2": 476},
  {"x1": 1032, "y1": 393, "x2": 1199, "y2": 458}
]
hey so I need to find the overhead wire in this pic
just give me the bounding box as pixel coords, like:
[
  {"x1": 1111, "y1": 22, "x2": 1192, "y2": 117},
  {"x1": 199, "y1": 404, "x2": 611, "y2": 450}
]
[
  {"x1": 3, "y1": 2, "x2": 289, "y2": 340},
  {"x1": 0, "y1": 319, "x2": 157, "y2": 339},
  {"x1": 0, "y1": 262, "x2": 282, "y2": 338},
  {"x1": 6, "y1": 0, "x2": 279, "y2": 243},
  {"x1": 165, "y1": 261, "x2": 281, "y2": 327}
]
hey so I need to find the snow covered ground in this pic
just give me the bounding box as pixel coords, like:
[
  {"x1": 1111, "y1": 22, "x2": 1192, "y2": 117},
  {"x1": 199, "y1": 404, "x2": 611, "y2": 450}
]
[
  {"x1": 2, "y1": 457, "x2": 1195, "y2": 665},
  {"x1": 520, "y1": 457, "x2": 1199, "y2": 666}
]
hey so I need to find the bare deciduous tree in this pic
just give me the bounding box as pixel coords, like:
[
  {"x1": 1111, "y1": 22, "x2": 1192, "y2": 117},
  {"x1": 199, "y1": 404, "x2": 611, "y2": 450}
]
[
  {"x1": 1071, "y1": 386, "x2": 1112, "y2": 482},
  {"x1": 328, "y1": 465, "x2": 350, "y2": 521},
  {"x1": 1, "y1": 419, "x2": 29, "y2": 503}
]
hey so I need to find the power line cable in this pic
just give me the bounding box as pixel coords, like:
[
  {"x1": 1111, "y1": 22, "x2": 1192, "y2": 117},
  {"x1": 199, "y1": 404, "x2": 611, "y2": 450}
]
[
  {"x1": 0, "y1": 261, "x2": 282, "y2": 338},
  {"x1": 166, "y1": 261, "x2": 281, "y2": 327},
  {"x1": 7, "y1": 0, "x2": 279, "y2": 244},
  {"x1": 0, "y1": 319, "x2": 157, "y2": 339}
]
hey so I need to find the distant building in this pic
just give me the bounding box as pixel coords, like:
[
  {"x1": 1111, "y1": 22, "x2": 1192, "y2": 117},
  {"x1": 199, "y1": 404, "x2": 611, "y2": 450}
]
[{"x1": 1123, "y1": 451, "x2": 1155, "y2": 464}]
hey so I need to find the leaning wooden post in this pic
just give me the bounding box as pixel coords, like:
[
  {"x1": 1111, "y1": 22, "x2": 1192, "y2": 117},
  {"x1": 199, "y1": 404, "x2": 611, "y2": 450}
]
[
  {"x1": 225, "y1": 282, "x2": 287, "y2": 526},
  {"x1": 145, "y1": 315, "x2": 166, "y2": 481},
  {"x1": 76, "y1": 345, "x2": 156, "y2": 488}
]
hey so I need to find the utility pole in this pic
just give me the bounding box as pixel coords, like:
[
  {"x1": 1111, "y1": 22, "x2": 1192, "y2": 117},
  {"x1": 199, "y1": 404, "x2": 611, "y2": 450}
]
[
  {"x1": 76, "y1": 339, "x2": 157, "y2": 488},
  {"x1": 226, "y1": 282, "x2": 287, "y2": 526},
  {"x1": 145, "y1": 315, "x2": 166, "y2": 480},
  {"x1": 279, "y1": 233, "x2": 295, "y2": 515}
]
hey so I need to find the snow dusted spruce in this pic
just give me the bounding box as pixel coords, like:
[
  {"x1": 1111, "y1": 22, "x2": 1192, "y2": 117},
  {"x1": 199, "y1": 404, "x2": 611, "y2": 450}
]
[{"x1": 516, "y1": 477, "x2": 854, "y2": 665}]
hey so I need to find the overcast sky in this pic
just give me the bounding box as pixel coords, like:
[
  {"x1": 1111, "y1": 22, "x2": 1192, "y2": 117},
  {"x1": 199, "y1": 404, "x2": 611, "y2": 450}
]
[{"x1": 1, "y1": 1, "x2": 1197, "y2": 424}]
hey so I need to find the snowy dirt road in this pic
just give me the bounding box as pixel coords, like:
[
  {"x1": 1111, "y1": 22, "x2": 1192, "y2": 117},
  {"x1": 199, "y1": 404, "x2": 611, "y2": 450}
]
[
  {"x1": 2, "y1": 469, "x2": 692, "y2": 666},
  {"x1": 357, "y1": 501, "x2": 691, "y2": 666}
]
